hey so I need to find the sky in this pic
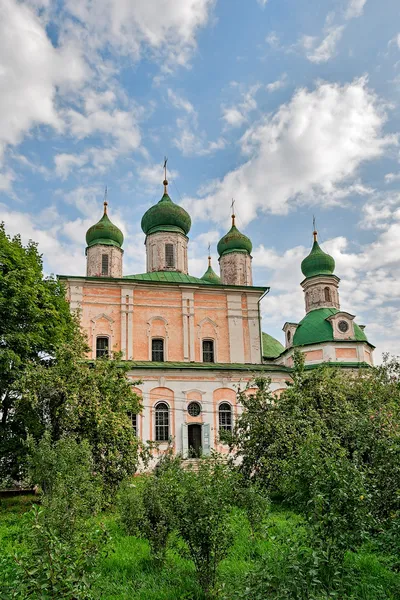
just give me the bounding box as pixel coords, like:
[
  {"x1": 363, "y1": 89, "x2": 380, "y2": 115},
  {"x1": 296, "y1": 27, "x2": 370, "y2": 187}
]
[{"x1": 0, "y1": 0, "x2": 400, "y2": 361}]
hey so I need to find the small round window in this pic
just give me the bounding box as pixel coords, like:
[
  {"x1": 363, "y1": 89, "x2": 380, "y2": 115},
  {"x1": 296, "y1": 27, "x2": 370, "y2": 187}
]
[
  {"x1": 338, "y1": 320, "x2": 349, "y2": 333},
  {"x1": 187, "y1": 402, "x2": 201, "y2": 417}
]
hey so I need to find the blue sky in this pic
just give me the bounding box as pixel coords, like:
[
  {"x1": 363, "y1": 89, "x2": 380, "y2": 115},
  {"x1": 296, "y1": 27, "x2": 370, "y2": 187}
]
[{"x1": 1, "y1": 0, "x2": 400, "y2": 360}]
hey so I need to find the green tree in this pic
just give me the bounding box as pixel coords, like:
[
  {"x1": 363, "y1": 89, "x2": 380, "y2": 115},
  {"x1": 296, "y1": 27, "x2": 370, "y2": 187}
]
[
  {"x1": 0, "y1": 223, "x2": 77, "y2": 479},
  {"x1": 19, "y1": 345, "x2": 142, "y2": 497}
]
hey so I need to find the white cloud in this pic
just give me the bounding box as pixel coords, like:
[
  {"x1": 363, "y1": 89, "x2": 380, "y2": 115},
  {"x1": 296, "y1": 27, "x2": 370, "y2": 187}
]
[
  {"x1": 221, "y1": 84, "x2": 261, "y2": 129},
  {"x1": 186, "y1": 78, "x2": 396, "y2": 225},
  {"x1": 167, "y1": 89, "x2": 195, "y2": 115},
  {"x1": 257, "y1": 0, "x2": 268, "y2": 6},
  {"x1": 0, "y1": 0, "x2": 87, "y2": 167},
  {"x1": 305, "y1": 25, "x2": 345, "y2": 63},
  {"x1": 265, "y1": 31, "x2": 280, "y2": 49},
  {"x1": 63, "y1": 0, "x2": 216, "y2": 69},
  {"x1": 385, "y1": 172, "x2": 400, "y2": 183},
  {"x1": 173, "y1": 117, "x2": 225, "y2": 156},
  {"x1": 345, "y1": 0, "x2": 367, "y2": 20},
  {"x1": 266, "y1": 73, "x2": 287, "y2": 93}
]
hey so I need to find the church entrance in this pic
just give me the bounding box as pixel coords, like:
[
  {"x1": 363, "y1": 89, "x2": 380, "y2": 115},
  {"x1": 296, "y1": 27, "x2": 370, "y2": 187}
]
[{"x1": 188, "y1": 424, "x2": 202, "y2": 458}]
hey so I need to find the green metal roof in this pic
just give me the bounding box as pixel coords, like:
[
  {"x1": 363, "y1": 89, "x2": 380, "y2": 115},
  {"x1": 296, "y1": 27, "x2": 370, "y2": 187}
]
[
  {"x1": 86, "y1": 210, "x2": 124, "y2": 249},
  {"x1": 301, "y1": 239, "x2": 335, "y2": 278},
  {"x1": 201, "y1": 264, "x2": 222, "y2": 284},
  {"x1": 121, "y1": 360, "x2": 290, "y2": 372},
  {"x1": 217, "y1": 223, "x2": 252, "y2": 257},
  {"x1": 124, "y1": 271, "x2": 213, "y2": 284},
  {"x1": 262, "y1": 332, "x2": 285, "y2": 358},
  {"x1": 141, "y1": 190, "x2": 191, "y2": 236},
  {"x1": 293, "y1": 308, "x2": 368, "y2": 347}
]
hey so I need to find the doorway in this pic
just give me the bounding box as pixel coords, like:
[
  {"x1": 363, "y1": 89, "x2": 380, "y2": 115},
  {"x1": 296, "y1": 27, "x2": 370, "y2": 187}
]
[{"x1": 188, "y1": 424, "x2": 202, "y2": 458}]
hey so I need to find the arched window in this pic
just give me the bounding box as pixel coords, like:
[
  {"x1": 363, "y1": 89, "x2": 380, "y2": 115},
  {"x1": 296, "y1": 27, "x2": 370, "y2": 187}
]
[
  {"x1": 96, "y1": 336, "x2": 109, "y2": 358},
  {"x1": 101, "y1": 254, "x2": 109, "y2": 276},
  {"x1": 155, "y1": 402, "x2": 169, "y2": 441},
  {"x1": 287, "y1": 330, "x2": 291, "y2": 343},
  {"x1": 324, "y1": 287, "x2": 331, "y2": 302},
  {"x1": 152, "y1": 338, "x2": 164, "y2": 362},
  {"x1": 202, "y1": 339, "x2": 215, "y2": 362},
  {"x1": 219, "y1": 402, "x2": 233, "y2": 432},
  {"x1": 165, "y1": 244, "x2": 175, "y2": 268}
]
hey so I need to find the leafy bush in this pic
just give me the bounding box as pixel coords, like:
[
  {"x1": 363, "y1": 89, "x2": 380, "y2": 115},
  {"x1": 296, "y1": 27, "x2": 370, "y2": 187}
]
[
  {"x1": 27, "y1": 433, "x2": 102, "y2": 538},
  {"x1": 119, "y1": 464, "x2": 180, "y2": 563},
  {"x1": 1, "y1": 505, "x2": 107, "y2": 600},
  {"x1": 172, "y1": 458, "x2": 236, "y2": 598}
]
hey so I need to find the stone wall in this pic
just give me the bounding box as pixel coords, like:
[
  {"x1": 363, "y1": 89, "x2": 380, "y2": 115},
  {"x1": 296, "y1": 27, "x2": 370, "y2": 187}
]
[
  {"x1": 145, "y1": 230, "x2": 188, "y2": 273},
  {"x1": 86, "y1": 244, "x2": 123, "y2": 278},
  {"x1": 219, "y1": 252, "x2": 253, "y2": 286}
]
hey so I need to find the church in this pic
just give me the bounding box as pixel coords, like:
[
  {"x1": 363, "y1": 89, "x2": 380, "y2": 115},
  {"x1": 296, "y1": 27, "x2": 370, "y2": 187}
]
[{"x1": 59, "y1": 174, "x2": 375, "y2": 458}]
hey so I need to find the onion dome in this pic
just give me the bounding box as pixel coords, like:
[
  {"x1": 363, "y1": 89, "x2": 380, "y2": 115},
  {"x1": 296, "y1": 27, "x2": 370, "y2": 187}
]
[
  {"x1": 217, "y1": 214, "x2": 252, "y2": 257},
  {"x1": 201, "y1": 255, "x2": 221, "y2": 284},
  {"x1": 86, "y1": 199, "x2": 124, "y2": 248},
  {"x1": 301, "y1": 230, "x2": 335, "y2": 278},
  {"x1": 141, "y1": 178, "x2": 191, "y2": 236}
]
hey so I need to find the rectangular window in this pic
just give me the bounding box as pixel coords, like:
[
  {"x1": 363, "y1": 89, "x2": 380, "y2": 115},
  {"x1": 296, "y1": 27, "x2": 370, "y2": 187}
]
[
  {"x1": 152, "y1": 338, "x2": 164, "y2": 362},
  {"x1": 96, "y1": 337, "x2": 109, "y2": 358},
  {"x1": 202, "y1": 339, "x2": 215, "y2": 363},
  {"x1": 128, "y1": 413, "x2": 137, "y2": 436},
  {"x1": 165, "y1": 244, "x2": 175, "y2": 268},
  {"x1": 101, "y1": 254, "x2": 109, "y2": 276}
]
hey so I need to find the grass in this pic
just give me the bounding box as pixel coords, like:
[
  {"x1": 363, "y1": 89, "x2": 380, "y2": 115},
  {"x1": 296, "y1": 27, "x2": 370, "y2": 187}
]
[{"x1": 1, "y1": 496, "x2": 400, "y2": 599}]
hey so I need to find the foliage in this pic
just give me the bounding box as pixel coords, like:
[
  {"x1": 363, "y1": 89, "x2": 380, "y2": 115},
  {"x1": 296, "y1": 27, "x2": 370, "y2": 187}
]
[
  {"x1": 18, "y1": 344, "x2": 142, "y2": 498},
  {"x1": 172, "y1": 458, "x2": 236, "y2": 597},
  {"x1": 119, "y1": 473, "x2": 178, "y2": 563},
  {"x1": 0, "y1": 223, "x2": 78, "y2": 480},
  {"x1": 0, "y1": 504, "x2": 107, "y2": 600},
  {"x1": 27, "y1": 433, "x2": 102, "y2": 537}
]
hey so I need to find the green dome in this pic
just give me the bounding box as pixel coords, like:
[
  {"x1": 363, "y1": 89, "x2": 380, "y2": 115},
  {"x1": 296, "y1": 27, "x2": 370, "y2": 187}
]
[
  {"x1": 262, "y1": 332, "x2": 284, "y2": 359},
  {"x1": 293, "y1": 308, "x2": 368, "y2": 347},
  {"x1": 141, "y1": 184, "x2": 191, "y2": 236},
  {"x1": 201, "y1": 264, "x2": 221, "y2": 284},
  {"x1": 217, "y1": 219, "x2": 252, "y2": 257},
  {"x1": 301, "y1": 236, "x2": 335, "y2": 278},
  {"x1": 86, "y1": 206, "x2": 124, "y2": 249}
]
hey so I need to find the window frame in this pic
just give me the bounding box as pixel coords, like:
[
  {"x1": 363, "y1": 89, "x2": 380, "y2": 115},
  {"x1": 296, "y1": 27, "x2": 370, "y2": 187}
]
[
  {"x1": 127, "y1": 412, "x2": 138, "y2": 437},
  {"x1": 155, "y1": 402, "x2": 170, "y2": 442},
  {"x1": 324, "y1": 287, "x2": 331, "y2": 302},
  {"x1": 218, "y1": 402, "x2": 233, "y2": 433},
  {"x1": 96, "y1": 336, "x2": 109, "y2": 358},
  {"x1": 165, "y1": 243, "x2": 175, "y2": 268},
  {"x1": 151, "y1": 338, "x2": 165, "y2": 362},
  {"x1": 202, "y1": 339, "x2": 215, "y2": 363},
  {"x1": 101, "y1": 253, "x2": 109, "y2": 276}
]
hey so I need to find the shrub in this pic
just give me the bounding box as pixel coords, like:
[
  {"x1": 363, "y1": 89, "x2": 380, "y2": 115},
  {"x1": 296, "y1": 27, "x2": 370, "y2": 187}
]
[
  {"x1": 1, "y1": 505, "x2": 107, "y2": 600},
  {"x1": 27, "y1": 433, "x2": 102, "y2": 538},
  {"x1": 119, "y1": 473, "x2": 178, "y2": 563},
  {"x1": 173, "y1": 457, "x2": 235, "y2": 598}
]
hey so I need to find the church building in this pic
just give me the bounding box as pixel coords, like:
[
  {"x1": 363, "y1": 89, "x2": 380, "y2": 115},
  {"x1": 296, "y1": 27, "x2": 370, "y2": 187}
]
[{"x1": 59, "y1": 175, "x2": 374, "y2": 457}]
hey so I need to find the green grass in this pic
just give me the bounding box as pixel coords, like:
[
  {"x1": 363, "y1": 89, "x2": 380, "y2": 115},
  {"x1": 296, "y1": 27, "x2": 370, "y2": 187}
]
[{"x1": 1, "y1": 496, "x2": 400, "y2": 599}]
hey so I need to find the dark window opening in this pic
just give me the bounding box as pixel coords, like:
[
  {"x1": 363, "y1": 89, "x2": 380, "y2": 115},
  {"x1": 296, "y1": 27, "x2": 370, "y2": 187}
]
[
  {"x1": 101, "y1": 254, "x2": 109, "y2": 276},
  {"x1": 152, "y1": 338, "x2": 164, "y2": 362},
  {"x1": 202, "y1": 339, "x2": 215, "y2": 363},
  {"x1": 219, "y1": 402, "x2": 233, "y2": 432},
  {"x1": 165, "y1": 244, "x2": 175, "y2": 268},
  {"x1": 96, "y1": 336, "x2": 109, "y2": 358},
  {"x1": 155, "y1": 402, "x2": 169, "y2": 441},
  {"x1": 187, "y1": 402, "x2": 201, "y2": 417},
  {"x1": 324, "y1": 287, "x2": 331, "y2": 302},
  {"x1": 128, "y1": 412, "x2": 137, "y2": 436},
  {"x1": 287, "y1": 330, "x2": 291, "y2": 343}
]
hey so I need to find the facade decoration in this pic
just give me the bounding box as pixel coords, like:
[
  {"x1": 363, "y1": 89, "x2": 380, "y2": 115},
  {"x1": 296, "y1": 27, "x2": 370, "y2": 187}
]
[{"x1": 59, "y1": 180, "x2": 374, "y2": 459}]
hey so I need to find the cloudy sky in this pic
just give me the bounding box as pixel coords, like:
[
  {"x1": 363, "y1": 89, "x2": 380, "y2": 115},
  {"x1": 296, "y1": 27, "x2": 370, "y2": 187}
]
[{"x1": 1, "y1": 0, "x2": 399, "y2": 360}]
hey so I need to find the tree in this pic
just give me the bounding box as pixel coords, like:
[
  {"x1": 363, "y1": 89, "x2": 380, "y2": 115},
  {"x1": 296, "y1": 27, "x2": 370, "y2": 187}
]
[
  {"x1": 18, "y1": 344, "x2": 142, "y2": 496},
  {"x1": 0, "y1": 223, "x2": 78, "y2": 479}
]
